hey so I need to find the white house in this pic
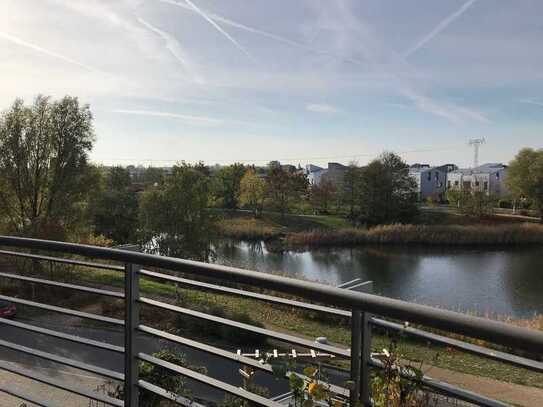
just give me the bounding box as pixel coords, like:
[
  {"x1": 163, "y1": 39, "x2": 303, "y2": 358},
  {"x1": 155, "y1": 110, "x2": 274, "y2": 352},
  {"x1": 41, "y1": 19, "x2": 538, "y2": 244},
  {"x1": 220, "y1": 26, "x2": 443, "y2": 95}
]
[
  {"x1": 305, "y1": 163, "x2": 347, "y2": 186},
  {"x1": 447, "y1": 163, "x2": 509, "y2": 197}
]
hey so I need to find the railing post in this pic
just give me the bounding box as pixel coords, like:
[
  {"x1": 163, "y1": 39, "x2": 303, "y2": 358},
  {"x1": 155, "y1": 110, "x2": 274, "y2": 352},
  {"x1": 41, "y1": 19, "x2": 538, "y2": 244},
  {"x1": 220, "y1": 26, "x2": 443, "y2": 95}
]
[
  {"x1": 350, "y1": 309, "x2": 362, "y2": 404},
  {"x1": 360, "y1": 311, "x2": 372, "y2": 406},
  {"x1": 124, "y1": 263, "x2": 140, "y2": 407}
]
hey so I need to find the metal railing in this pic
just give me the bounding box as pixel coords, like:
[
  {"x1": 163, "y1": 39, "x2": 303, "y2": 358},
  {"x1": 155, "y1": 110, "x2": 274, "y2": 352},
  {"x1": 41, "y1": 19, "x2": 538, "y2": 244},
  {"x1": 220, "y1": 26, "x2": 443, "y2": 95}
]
[{"x1": 0, "y1": 235, "x2": 541, "y2": 407}]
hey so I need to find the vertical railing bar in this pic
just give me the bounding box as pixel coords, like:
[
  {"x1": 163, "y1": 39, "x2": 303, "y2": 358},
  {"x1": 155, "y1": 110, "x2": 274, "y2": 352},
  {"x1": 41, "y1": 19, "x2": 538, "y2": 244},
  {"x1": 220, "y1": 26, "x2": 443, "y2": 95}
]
[
  {"x1": 361, "y1": 311, "x2": 372, "y2": 406},
  {"x1": 350, "y1": 309, "x2": 362, "y2": 404},
  {"x1": 124, "y1": 263, "x2": 140, "y2": 406}
]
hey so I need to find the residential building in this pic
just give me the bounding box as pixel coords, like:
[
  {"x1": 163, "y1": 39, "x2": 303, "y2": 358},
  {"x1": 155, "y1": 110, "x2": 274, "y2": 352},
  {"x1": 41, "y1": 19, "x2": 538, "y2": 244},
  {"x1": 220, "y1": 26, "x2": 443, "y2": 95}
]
[
  {"x1": 305, "y1": 164, "x2": 324, "y2": 185},
  {"x1": 409, "y1": 165, "x2": 448, "y2": 201},
  {"x1": 305, "y1": 162, "x2": 347, "y2": 186},
  {"x1": 447, "y1": 163, "x2": 509, "y2": 197}
]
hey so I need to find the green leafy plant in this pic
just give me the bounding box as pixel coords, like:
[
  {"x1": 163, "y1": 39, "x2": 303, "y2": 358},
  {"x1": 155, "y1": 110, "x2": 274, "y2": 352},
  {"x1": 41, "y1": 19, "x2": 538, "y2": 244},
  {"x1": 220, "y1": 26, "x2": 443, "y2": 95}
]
[
  {"x1": 288, "y1": 365, "x2": 333, "y2": 407},
  {"x1": 371, "y1": 342, "x2": 430, "y2": 407},
  {"x1": 94, "y1": 350, "x2": 206, "y2": 407}
]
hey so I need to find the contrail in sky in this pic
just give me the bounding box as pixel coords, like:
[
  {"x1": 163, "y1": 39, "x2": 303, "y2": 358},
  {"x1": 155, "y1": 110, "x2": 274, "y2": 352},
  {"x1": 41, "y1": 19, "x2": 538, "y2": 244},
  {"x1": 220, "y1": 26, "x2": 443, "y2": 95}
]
[
  {"x1": 137, "y1": 17, "x2": 204, "y2": 84},
  {"x1": 519, "y1": 99, "x2": 543, "y2": 108},
  {"x1": 156, "y1": 0, "x2": 362, "y2": 65},
  {"x1": 0, "y1": 30, "x2": 101, "y2": 73},
  {"x1": 157, "y1": 0, "x2": 485, "y2": 124},
  {"x1": 403, "y1": 0, "x2": 478, "y2": 57},
  {"x1": 183, "y1": 0, "x2": 253, "y2": 60},
  {"x1": 112, "y1": 109, "x2": 222, "y2": 126}
]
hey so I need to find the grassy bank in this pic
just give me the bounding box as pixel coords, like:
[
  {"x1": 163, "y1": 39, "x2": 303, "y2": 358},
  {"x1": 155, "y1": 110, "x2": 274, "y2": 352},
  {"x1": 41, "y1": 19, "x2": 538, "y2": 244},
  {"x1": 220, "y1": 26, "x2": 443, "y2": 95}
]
[
  {"x1": 34, "y1": 263, "x2": 541, "y2": 390},
  {"x1": 216, "y1": 211, "x2": 350, "y2": 240},
  {"x1": 217, "y1": 210, "x2": 543, "y2": 248}
]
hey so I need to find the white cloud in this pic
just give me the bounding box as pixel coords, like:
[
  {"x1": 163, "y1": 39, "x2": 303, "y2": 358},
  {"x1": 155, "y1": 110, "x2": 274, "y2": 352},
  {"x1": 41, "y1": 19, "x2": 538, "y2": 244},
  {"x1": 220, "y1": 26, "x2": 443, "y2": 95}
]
[{"x1": 306, "y1": 103, "x2": 339, "y2": 114}]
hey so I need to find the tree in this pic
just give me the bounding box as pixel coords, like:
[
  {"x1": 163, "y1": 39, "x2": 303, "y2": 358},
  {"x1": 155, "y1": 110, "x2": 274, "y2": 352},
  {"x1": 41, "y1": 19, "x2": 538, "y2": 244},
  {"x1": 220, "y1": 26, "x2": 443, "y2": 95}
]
[
  {"x1": 139, "y1": 163, "x2": 215, "y2": 260},
  {"x1": 266, "y1": 166, "x2": 308, "y2": 216},
  {"x1": 447, "y1": 189, "x2": 494, "y2": 218},
  {"x1": 507, "y1": 148, "x2": 543, "y2": 221},
  {"x1": 215, "y1": 163, "x2": 246, "y2": 209},
  {"x1": 239, "y1": 169, "x2": 266, "y2": 217},
  {"x1": 310, "y1": 179, "x2": 336, "y2": 214},
  {"x1": 341, "y1": 163, "x2": 360, "y2": 220},
  {"x1": 142, "y1": 166, "x2": 165, "y2": 185},
  {"x1": 0, "y1": 95, "x2": 95, "y2": 238},
  {"x1": 446, "y1": 189, "x2": 463, "y2": 208},
  {"x1": 358, "y1": 152, "x2": 418, "y2": 224},
  {"x1": 461, "y1": 191, "x2": 495, "y2": 218},
  {"x1": 89, "y1": 166, "x2": 138, "y2": 244}
]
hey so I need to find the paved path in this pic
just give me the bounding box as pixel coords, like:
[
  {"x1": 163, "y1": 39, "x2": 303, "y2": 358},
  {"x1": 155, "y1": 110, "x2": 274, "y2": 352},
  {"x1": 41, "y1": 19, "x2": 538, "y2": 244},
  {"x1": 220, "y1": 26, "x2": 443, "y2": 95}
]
[
  {"x1": 427, "y1": 365, "x2": 543, "y2": 407},
  {"x1": 0, "y1": 362, "x2": 106, "y2": 407}
]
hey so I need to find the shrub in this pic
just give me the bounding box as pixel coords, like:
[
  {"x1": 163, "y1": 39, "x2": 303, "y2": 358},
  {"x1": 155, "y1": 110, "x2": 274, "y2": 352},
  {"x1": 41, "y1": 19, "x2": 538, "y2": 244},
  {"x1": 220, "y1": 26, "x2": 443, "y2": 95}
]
[
  {"x1": 498, "y1": 199, "x2": 513, "y2": 209},
  {"x1": 107, "y1": 350, "x2": 207, "y2": 407}
]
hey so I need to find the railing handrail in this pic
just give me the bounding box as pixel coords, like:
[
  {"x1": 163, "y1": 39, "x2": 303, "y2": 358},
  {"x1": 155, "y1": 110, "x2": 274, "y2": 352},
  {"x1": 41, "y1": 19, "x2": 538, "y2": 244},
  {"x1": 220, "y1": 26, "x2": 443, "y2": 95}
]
[
  {"x1": 4, "y1": 246, "x2": 540, "y2": 373},
  {"x1": 1, "y1": 235, "x2": 542, "y2": 355}
]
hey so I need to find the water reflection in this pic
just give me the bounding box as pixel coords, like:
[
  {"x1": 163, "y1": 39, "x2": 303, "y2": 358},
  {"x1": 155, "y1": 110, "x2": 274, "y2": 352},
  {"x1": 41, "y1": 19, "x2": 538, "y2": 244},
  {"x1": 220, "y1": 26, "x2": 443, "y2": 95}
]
[
  {"x1": 212, "y1": 240, "x2": 543, "y2": 318},
  {"x1": 502, "y1": 247, "x2": 543, "y2": 317}
]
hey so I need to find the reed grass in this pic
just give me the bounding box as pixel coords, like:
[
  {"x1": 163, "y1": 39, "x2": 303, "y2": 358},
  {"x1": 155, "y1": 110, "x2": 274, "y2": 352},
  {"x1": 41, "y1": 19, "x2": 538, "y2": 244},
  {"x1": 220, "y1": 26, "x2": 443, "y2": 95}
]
[{"x1": 285, "y1": 223, "x2": 543, "y2": 248}]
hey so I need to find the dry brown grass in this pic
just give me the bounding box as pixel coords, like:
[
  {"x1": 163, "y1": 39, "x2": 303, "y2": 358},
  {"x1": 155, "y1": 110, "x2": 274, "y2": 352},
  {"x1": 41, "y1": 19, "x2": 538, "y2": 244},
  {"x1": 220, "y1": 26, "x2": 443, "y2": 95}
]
[
  {"x1": 285, "y1": 223, "x2": 543, "y2": 248},
  {"x1": 216, "y1": 218, "x2": 281, "y2": 240},
  {"x1": 503, "y1": 314, "x2": 543, "y2": 332}
]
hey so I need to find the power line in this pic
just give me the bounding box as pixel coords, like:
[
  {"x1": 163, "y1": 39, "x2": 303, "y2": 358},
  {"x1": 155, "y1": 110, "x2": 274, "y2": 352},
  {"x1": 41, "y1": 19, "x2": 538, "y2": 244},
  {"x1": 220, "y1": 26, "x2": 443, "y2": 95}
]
[{"x1": 91, "y1": 145, "x2": 464, "y2": 165}]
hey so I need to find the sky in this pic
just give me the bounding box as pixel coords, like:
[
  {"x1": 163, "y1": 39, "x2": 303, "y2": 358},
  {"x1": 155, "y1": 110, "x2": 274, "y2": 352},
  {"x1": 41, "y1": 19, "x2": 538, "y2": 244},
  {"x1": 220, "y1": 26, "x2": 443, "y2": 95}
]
[{"x1": 1, "y1": 0, "x2": 542, "y2": 168}]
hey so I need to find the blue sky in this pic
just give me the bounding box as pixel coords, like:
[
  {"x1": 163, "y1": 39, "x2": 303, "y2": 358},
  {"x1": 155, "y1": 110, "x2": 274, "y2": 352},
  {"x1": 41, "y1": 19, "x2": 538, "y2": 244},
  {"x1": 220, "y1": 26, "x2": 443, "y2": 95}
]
[{"x1": 1, "y1": 0, "x2": 542, "y2": 167}]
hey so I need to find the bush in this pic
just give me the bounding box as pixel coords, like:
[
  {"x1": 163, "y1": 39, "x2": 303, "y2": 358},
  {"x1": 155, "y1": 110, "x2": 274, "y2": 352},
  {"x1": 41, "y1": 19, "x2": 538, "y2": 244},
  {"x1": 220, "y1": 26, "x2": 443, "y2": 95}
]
[
  {"x1": 498, "y1": 199, "x2": 513, "y2": 209},
  {"x1": 105, "y1": 349, "x2": 207, "y2": 407}
]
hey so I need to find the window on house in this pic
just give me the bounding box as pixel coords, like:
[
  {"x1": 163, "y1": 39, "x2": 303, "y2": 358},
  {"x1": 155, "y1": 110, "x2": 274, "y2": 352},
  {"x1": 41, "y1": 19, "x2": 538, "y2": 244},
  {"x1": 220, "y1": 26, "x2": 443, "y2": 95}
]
[
  {"x1": 447, "y1": 181, "x2": 451, "y2": 189},
  {"x1": 484, "y1": 181, "x2": 488, "y2": 191},
  {"x1": 475, "y1": 181, "x2": 480, "y2": 187},
  {"x1": 427, "y1": 172, "x2": 431, "y2": 181},
  {"x1": 454, "y1": 181, "x2": 459, "y2": 186}
]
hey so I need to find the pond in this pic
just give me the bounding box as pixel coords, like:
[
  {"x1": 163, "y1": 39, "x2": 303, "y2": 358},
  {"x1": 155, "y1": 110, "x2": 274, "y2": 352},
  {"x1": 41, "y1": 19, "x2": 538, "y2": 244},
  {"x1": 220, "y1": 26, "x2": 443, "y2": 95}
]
[{"x1": 212, "y1": 240, "x2": 543, "y2": 319}]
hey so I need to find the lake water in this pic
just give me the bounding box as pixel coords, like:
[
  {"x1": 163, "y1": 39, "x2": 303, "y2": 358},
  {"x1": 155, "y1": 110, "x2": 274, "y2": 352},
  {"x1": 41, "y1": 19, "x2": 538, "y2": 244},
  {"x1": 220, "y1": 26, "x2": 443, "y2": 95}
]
[{"x1": 212, "y1": 240, "x2": 543, "y2": 318}]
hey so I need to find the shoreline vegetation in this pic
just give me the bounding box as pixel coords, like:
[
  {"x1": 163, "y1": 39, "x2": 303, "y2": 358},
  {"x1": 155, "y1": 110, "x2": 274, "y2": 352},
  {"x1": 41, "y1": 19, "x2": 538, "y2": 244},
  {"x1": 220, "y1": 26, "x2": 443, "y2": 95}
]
[{"x1": 217, "y1": 212, "x2": 543, "y2": 250}]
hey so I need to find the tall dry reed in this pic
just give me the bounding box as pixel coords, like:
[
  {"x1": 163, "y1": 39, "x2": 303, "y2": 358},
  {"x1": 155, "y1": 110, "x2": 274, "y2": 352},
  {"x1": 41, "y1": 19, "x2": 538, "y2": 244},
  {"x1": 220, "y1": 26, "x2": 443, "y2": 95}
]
[{"x1": 285, "y1": 223, "x2": 543, "y2": 247}]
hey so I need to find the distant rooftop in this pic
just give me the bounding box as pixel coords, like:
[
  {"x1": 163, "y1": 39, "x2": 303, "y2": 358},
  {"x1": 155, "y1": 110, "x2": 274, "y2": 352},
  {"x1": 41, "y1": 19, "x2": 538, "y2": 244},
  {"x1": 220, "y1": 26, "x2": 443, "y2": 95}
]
[{"x1": 452, "y1": 163, "x2": 507, "y2": 174}]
